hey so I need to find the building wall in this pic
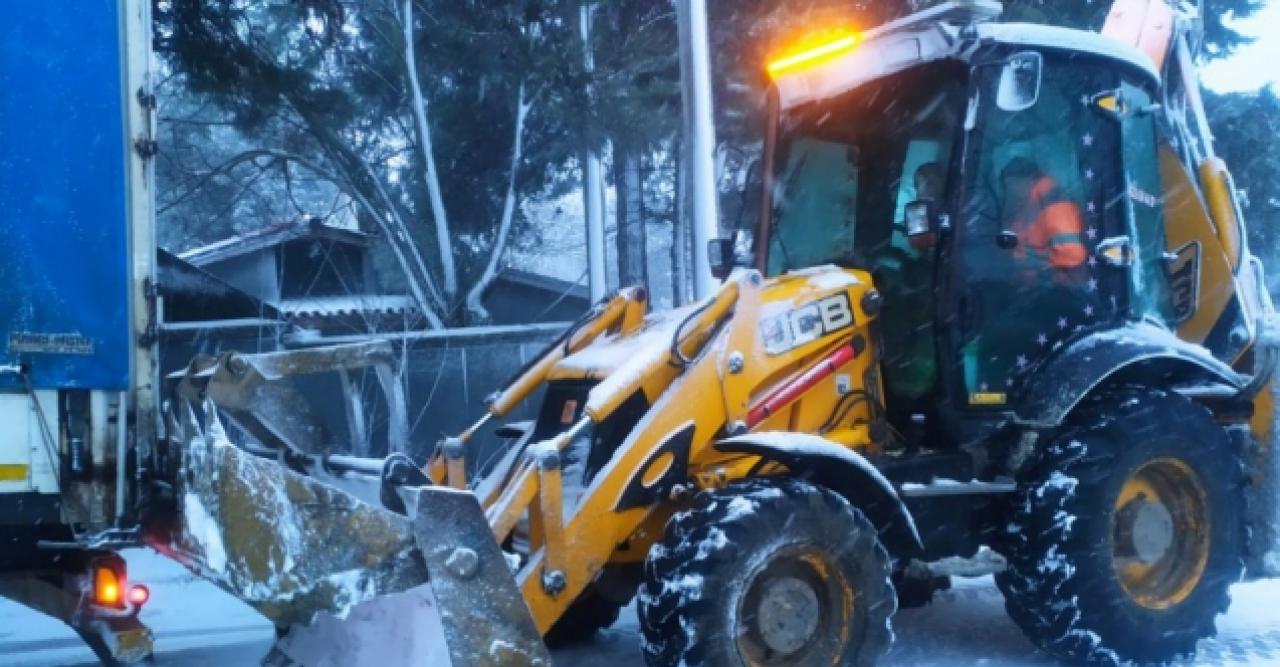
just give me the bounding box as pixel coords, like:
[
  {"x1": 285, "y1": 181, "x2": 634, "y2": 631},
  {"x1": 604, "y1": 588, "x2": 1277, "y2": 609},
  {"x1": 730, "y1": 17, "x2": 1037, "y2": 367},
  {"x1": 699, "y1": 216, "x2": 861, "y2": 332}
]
[
  {"x1": 204, "y1": 250, "x2": 280, "y2": 305},
  {"x1": 485, "y1": 281, "x2": 590, "y2": 325},
  {"x1": 279, "y1": 239, "x2": 366, "y2": 298}
]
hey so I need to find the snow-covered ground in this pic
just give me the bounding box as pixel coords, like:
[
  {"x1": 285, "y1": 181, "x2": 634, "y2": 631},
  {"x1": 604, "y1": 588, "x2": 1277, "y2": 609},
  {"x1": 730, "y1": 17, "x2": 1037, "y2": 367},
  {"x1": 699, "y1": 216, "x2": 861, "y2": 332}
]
[{"x1": 5, "y1": 548, "x2": 1280, "y2": 666}]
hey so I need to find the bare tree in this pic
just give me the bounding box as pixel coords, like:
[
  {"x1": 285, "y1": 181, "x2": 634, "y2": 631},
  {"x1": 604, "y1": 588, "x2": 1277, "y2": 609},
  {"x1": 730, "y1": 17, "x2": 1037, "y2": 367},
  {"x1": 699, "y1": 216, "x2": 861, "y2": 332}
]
[
  {"x1": 402, "y1": 0, "x2": 458, "y2": 301},
  {"x1": 466, "y1": 84, "x2": 535, "y2": 322}
]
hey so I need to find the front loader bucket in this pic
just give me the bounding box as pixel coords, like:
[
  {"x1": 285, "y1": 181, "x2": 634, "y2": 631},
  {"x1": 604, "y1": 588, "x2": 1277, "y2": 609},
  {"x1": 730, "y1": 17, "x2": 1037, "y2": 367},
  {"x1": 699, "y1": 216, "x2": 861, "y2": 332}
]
[
  {"x1": 160, "y1": 346, "x2": 550, "y2": 665},
  {"x1": 402, "y1": 486, "x2": 551, "y2": 666},
  {"x1": 167, "y1": 400, "x2": 427, "y2": 627},
  {"x1": 170, "y1": 342, "x2": 409, "y2": 458}
]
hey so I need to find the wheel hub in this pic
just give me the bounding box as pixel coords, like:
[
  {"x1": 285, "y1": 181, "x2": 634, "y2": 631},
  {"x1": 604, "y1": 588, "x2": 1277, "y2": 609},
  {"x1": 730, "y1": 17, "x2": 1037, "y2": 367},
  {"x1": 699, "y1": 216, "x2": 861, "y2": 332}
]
[
  {"x1": 736, "y1": 546, "x2": 849, "y2": 664},
  {"x1": 755, "y1": 576, "x2": 821, "y2": 655},
  {"x1": 1130, "y1": 500, "x2": 1175, "y2": 564},
  {"x1": 1111, "y1": 457, "x2": 1211, "y2": 610}
]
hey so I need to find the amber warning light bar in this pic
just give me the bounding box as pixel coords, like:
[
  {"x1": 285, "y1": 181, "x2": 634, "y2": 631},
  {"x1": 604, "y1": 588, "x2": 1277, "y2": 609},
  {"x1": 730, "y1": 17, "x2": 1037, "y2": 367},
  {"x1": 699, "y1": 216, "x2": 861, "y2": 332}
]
[{"x1": 767, "y1": 31, "x2": 860, "y2": 78}]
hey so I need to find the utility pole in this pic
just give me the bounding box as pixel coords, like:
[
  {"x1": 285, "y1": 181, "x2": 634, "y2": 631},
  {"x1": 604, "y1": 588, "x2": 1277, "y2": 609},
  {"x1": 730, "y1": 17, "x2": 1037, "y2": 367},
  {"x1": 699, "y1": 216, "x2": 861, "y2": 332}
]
[
  {"x1": 677, "y1": 0, "x2": 719, "y2": 299},
  {"x1": 580, "y1": 3, "x2": 607, "y2": 302}
]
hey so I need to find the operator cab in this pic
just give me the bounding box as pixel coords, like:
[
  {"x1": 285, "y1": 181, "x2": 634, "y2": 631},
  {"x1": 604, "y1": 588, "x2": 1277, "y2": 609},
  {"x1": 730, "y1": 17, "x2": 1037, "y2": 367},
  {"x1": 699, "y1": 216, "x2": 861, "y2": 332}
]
[
  {"x1": 732, "y1": 15, "x2": 1175, "y2": 449},
  {"x1": 759, "y1": 61, "x2": 966, "y2": 438}
]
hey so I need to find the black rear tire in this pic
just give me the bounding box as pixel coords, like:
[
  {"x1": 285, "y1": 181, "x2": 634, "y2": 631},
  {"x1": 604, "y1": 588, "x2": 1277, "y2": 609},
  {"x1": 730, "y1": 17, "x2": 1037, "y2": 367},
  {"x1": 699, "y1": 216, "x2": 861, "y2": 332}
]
[
  {"x1": 995, "y1": 390, "x2": 1246, "y2": 665},
  {"x1": 638, "y1": 477, "x2": 896, "y2": 667}
]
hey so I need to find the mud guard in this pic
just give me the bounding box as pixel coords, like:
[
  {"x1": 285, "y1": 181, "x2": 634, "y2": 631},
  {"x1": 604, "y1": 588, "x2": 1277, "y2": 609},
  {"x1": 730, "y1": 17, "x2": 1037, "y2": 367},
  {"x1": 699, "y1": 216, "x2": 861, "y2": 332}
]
[
  {"x1": 1016, "y1": 321, "x2": 1244, "y2": 428},
  {"x1": 716, "y1": 433, "x2": 923, "y2": 559}
]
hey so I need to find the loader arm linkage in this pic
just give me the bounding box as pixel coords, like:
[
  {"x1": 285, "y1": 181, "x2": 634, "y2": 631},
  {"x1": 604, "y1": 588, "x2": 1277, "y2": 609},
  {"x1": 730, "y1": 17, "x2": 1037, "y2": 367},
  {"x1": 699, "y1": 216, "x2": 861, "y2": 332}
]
[
  {"x1": 425, "y1": 286, "x2": 651, "y2": 487},
  {"x1": 432, "y1": 281, "x2": 740, "y2": 632},
  {"x1": 158, "y1": 281, "x2": 750, "y2": 661},
  {"x1": 411, "y1": 266, "x2": 884, "y2": 636}
]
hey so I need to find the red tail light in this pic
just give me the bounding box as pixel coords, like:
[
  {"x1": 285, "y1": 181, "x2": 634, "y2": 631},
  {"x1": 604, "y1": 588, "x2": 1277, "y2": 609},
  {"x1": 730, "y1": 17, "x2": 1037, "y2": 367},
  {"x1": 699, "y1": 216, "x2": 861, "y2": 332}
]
[{"x1": 127, "y1": 584, "x2": 150, "y2": 607}]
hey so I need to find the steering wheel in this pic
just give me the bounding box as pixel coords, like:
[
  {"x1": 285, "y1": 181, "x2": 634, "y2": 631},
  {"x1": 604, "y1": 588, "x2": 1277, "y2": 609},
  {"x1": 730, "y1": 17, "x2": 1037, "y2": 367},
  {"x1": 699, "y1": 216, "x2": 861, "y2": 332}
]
[
  {"x1": 837, "y1": 243, "x2": 915, "y2": 273},
  {"x1": 869, "y1": 244, "x2": 915, "y2": 269}
]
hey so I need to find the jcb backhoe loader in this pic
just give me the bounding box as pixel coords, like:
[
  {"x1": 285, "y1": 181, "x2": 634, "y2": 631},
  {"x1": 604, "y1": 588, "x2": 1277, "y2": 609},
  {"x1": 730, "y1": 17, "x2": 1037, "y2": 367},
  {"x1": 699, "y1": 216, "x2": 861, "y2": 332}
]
[{"x1": 156, "y1": 1, "x2": 1280, "y2": 665}]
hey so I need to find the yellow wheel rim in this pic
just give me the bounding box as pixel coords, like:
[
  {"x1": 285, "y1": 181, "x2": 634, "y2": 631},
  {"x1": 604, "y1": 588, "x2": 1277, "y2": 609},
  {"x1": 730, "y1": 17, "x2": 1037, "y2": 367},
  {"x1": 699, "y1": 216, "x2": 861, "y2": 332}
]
[
  {"x1": 735, "y1": 546, "x2": 854, "y2": 665},
  {"x1": 1111, "y1": 457, "x2": 1210, "y2": 610}
]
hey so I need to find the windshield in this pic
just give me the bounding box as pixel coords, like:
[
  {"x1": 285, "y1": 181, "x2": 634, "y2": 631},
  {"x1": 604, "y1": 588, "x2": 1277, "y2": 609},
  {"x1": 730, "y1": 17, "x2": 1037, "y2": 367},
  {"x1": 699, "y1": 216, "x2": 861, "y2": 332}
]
[{"x1": 766, "y1": 63, "x2": 968, "y2": 276}]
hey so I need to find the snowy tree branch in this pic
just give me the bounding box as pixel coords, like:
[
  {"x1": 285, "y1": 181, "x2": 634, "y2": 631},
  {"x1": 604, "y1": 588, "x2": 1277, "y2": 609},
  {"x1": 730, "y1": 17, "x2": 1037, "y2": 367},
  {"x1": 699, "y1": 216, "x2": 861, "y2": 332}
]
[
  {"x1": 158, "y1": 148, "x2": 293, "y2": 216},
  {"x1": 275, "y1": 88, "x2": 451, "y2": 327}
]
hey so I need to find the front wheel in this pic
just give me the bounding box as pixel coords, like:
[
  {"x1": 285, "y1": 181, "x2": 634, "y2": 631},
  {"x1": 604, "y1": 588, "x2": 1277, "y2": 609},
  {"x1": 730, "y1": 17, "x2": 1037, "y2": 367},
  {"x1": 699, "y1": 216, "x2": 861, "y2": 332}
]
[
  {"x1": 996, "y1": 390, "x2": 1246, "y2": 665},
  {"x1": 638, "y1": 478, "x2": 896, "y2": 667}
]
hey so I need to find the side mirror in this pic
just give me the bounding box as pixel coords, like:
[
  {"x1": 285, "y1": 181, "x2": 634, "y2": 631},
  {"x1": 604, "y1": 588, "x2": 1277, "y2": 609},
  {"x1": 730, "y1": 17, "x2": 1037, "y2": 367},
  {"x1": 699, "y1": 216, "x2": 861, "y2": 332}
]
[
  {"x1": 904, "y1": 200, "x2": 945, "y2": 250},
  {"x1": 996, "y1": 51, "x2": 1042, "y2": 112},
  {"x1": 708, "y1": 230, "x2": 756, "y2": 279},
  {"x1": 1091, "y1": 90, "x2": 1129, "y2": 119},
  {"x1": 1091, "y1": 89, "x2": 1162, "y2": 120},
  {"x1": 707, "y1": 238, "x2": 735, "y2": 280}
]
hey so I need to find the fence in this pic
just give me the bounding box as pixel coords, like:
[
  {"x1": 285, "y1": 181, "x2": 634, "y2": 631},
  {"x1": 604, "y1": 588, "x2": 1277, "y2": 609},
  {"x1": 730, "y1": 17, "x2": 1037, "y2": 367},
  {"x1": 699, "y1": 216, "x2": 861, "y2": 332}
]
[{"x1": 164, "y1": 323, "x2": 568, "y2": 465}]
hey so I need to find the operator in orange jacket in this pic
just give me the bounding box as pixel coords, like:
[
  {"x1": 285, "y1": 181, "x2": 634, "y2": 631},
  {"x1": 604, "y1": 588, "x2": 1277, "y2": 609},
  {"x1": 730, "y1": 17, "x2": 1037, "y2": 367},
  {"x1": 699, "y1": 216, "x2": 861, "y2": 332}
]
[{"x1": 1000, "y1": 157, "x2": 1087, "y2": 283}]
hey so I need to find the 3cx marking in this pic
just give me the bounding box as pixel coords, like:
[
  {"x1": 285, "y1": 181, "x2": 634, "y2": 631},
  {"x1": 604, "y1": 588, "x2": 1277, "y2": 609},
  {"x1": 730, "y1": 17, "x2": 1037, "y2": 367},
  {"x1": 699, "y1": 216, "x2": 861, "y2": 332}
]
[{"x1": 760, "y1": 293, "x2": 854, "y2": 355}]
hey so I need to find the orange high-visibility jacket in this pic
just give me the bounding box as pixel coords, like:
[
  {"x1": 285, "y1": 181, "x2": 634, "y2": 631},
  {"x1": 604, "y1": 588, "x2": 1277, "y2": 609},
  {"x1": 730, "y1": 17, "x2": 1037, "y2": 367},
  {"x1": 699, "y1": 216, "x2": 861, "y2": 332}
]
[{"x1": 1012, "y1": 177, "x2": 1087, "y2": 269}]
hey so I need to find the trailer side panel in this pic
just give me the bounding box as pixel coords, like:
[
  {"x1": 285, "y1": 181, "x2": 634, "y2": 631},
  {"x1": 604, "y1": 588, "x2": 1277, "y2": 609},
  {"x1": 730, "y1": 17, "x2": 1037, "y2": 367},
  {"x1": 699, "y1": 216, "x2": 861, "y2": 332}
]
[{"x1": 0, "y1": 0, "x2": 132, "y2": 391}]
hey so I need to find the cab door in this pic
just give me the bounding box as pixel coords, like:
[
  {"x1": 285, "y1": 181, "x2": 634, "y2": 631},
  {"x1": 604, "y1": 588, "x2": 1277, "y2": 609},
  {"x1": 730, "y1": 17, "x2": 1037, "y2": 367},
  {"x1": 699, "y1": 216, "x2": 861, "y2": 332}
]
[
  {"x1": 943, "y1": 53, "x2": 1127, "y2": 410},
  {"x1": 1114, "y1": 80, "x2": 1175, "y2": 326}
]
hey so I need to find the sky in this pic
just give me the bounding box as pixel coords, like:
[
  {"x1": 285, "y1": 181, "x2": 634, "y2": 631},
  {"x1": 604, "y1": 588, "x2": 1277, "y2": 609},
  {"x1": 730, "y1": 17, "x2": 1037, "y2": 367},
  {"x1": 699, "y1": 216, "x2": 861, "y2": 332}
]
[{"x1": 1202, "y1": 0, "x2": 1280, "y2": 92}]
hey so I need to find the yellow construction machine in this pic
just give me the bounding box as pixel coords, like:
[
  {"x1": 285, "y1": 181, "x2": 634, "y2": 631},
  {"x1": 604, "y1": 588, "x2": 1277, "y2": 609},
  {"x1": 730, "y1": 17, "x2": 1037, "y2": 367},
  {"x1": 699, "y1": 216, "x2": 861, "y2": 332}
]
[{"x1": 158, "y1": 1, "x2": 1280, "y2": 665}]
